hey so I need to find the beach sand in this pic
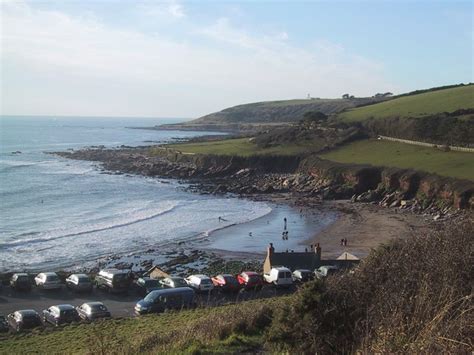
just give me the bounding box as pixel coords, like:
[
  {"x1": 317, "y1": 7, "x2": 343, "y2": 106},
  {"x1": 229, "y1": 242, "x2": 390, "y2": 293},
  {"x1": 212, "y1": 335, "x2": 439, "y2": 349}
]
[{"x1": 310, "y1": 200, "x2": 431, "y2": 259}]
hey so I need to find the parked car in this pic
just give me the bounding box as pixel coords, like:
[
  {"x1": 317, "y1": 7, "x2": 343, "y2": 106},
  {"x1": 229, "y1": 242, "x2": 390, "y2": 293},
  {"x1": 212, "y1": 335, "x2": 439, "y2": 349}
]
[
  {"x1": 134, "y1": 287, "x2": 195, "y2": 315},
  {"x1": 66, "y1": 274, "x2": 93, "y2": 293},
  {"x1": 95, "y1": 269, "x2": 131, "y2": 293},
  {"x1": 211, "y1": 274, "x2": 241, "y2": 293},
  {"x1": 314, "y1": 265, "x2": 339, "y2": 279},
  {"x1": 7, "y1": 310, "x2": 42, "y2": 332},
  {"x1": 76, "y1": 302, "x2": 111, "y2": 321},
  {"x1": 42, "y1": 304, "x2": 80, "y2": 326},
  {"x1": 237, "y1": 271, "x2": 264, "y2": 291},
  {"x1": 185, "y1": 274, "x2": 214, "y2": 293},
  {"x1": 0, "y1": 315, "x2": 9, "y2": 333},
  {"x1": 159, "y1": 276, "x2": 188, "y2": 289},
  {"x1": 292, "y1": 269, "x2": 314, "y2": 283},
  {"x1": 34, "y1": 272, "x2": 62, "y2": 290},
  {"x1": 134, "y1": 277, "x2": 162, "y2": 296},
  {"x1": 10, "y1": 273, "x2": 31, "y2": 291},
  {"x1": 263, "y1": 267, "x2": 293, "y2": 288}
]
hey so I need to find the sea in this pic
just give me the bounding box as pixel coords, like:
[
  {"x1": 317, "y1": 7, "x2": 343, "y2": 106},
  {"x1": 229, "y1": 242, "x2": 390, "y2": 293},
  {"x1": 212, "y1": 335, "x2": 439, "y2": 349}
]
[{"x1": 0, "y1": 116, "x2": 336, "y2": 272}]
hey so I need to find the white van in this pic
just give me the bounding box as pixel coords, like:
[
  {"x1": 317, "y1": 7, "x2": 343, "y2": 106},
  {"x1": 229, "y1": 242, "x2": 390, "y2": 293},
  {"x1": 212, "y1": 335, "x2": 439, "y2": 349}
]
[
  {"x1": 264, "y1": 267, "x2": 293, "y2": 287},
  {"x1": 185, "y1": 274, "x2": 214, "y2": 292}
]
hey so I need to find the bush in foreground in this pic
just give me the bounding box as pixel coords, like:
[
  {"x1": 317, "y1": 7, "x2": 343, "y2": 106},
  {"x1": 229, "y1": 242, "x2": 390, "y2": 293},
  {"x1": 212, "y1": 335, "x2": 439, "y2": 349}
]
[{"x1": 267, "y1": 218, "x2": 473, "y2": 353}]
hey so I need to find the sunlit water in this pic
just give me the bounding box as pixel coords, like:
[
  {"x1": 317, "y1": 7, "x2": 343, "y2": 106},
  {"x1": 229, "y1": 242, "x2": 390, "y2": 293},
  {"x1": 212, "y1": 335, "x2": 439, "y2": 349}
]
[{"x1": 0, "y1": 116, "x2": 335, "y2": 272}]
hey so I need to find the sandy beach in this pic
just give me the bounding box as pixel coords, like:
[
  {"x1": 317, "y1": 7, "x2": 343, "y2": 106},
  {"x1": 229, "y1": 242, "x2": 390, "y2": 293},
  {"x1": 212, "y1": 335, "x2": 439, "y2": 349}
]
[{"x1": 311, "y1": 200, "x2": 431, "y2": 259}]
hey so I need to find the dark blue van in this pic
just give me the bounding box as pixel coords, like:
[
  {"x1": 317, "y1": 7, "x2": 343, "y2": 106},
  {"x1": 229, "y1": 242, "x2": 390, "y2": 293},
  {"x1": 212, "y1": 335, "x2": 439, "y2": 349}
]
[{"x1": 134, "y1": 287, "x2": 195, "y2": 315}]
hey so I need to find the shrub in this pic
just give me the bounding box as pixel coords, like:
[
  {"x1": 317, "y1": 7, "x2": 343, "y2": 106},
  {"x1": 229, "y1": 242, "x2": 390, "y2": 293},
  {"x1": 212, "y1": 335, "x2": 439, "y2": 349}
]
[{"x1": 266, "y1": 218, "x2": 474, "y2": 353}]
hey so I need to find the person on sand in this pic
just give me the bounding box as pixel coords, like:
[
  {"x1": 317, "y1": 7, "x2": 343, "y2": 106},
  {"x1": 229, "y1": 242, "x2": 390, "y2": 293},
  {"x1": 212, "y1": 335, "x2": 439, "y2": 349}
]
[
  {"x1": 344, "y1": 238, "x2": 348, "y2": 246},
  {"x1": 340, "y1": 239, "x2": 344, "y2": 246},
  {"x1": 284, "y1": 217, "x2": 287, "y2": 230}
]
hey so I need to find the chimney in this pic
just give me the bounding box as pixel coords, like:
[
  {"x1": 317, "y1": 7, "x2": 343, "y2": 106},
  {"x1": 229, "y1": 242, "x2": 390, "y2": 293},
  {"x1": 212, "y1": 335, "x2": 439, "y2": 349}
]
[
  {"x1": 267, "y1": 243, "x2": 275, "y2": 257},
  {"x1": 315, "y1": 243, "x2": 321, "y2": 260}
]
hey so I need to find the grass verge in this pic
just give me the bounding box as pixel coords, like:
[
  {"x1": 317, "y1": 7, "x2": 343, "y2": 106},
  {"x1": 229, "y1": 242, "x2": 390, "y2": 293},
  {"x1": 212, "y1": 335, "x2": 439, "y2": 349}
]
[{"x1": 0, "y1": 297, "x2": 285, "y2": 354}]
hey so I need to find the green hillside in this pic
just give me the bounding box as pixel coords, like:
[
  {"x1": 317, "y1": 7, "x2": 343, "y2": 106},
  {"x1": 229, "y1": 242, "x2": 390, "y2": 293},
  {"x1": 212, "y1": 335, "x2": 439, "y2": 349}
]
[
  {"x1": 319, "y1": 139, "x2": 474, "y2": 181},
  {"x1": 338, "y1": 85, "x2": 474, "y2": 122},
  {"x1": 191, "y1": 97, "x2": 385, "y2": 124},
  {"x1": 165, "y1": 137, "x2": 313, "y2": 156}
]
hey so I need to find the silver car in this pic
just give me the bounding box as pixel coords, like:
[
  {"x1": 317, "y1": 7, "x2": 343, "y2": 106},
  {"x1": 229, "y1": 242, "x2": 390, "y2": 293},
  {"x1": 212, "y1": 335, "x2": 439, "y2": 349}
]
[
  {"x1": 66, "y1": 274, "x2": 93, "y2": 292},
  {"x1": 76, "y1": 302, "x2": 111, "y2": 321},
  {"x1": 314, "y1": 265, "x2": 340, "y2": 278},
  {"x1": 34, "y1": 272, "x2": 62, "y2": 290}
]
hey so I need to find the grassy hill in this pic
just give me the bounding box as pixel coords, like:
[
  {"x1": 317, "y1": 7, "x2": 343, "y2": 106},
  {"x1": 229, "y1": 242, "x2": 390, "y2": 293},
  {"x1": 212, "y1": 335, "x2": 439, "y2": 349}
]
[
  {"x1": 338, "y1": 84, "x2": 474, "y2": 122},
  {"x1": 319, "y1": 139, "x2": 474, "y2": 181},
  {"x1": 191, "y1": 97, "x2": 385, "y2": 124}
]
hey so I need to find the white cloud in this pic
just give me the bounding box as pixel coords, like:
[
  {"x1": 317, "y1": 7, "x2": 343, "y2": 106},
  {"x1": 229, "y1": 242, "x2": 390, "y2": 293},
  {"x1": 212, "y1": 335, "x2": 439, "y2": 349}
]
[
  {"x1": 0, "y1": 2, "x2": 396, "y2": 118},
  {"x1": 138, "y1": 1, "x2": 186, "y2": 20}
]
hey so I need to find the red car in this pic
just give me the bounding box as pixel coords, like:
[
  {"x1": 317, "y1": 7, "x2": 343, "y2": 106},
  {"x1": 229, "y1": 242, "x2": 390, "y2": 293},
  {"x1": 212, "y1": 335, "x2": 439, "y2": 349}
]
[
  {"x1": 237, "y1": 271, "x2": 264, "y2": 291},
  {"x1": 211, "y1": 274, "x2": 241, "y2": 293}
]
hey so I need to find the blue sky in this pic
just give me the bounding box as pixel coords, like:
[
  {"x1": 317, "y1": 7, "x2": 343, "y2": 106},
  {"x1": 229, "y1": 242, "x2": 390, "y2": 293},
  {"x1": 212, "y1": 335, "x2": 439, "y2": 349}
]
[{"x1": 1, "y1": 0, "x2": 472, "y2": 118}]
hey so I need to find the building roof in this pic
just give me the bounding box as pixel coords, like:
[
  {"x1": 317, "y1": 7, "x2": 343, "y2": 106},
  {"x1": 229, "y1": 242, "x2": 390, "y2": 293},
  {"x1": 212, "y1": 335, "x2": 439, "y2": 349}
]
[{"x1": 336, "y1": 252, "x2": 360, "y2": 261}]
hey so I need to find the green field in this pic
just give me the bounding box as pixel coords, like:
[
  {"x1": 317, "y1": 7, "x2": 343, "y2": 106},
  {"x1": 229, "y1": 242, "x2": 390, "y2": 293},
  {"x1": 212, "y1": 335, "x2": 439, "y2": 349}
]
[
  {"x1": 338, "y1": 85, "x2": 474, "y2": 122},
  {"x1": 320, "y1": 139, "x2": 474, "y2": 180},
  {"x1": 167, "y1": 138, "x2": 313, "y2": 156}
]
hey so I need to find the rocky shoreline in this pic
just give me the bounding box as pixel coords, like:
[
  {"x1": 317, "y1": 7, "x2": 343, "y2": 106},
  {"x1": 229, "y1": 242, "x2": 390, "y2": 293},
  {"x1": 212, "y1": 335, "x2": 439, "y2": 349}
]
[
  {"x1": 15, "y1": 143, "x2": 466, "y2": 279},
  {"x1": 53, "y1": 145, "x2": 473, "y2": 220}
]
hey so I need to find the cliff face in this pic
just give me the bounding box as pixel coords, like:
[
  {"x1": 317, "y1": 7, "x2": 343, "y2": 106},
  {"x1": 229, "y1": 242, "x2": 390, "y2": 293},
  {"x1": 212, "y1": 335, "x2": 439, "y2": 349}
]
[{"x1": 54, "y1": 147, "x2": 474, "y2": 210}]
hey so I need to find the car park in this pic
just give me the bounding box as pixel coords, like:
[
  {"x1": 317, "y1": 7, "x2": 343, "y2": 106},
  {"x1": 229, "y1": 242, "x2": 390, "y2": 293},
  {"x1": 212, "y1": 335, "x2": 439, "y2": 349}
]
[
  {"x1": 42, "y1": 304, "x2": 80, "y2": 326},
  {"x1": 95, "y1": 269, "x2": 131, "y2": 293},
  {"x1": 134, "y1": 277, "x2": 162, "y2": 296},
  {"x1": 10, "y1": 273, "x2": 31, "y2": 291},
  {"x1": 237, "y1": 271, "x2": 264, "y2": 291},
  {"x1": 66, "y1": 274, "x2": 93, "y2": 293},
  {"x1": 314, "y1": 265, "x2": 339, "y2": 279},
  {"x1": 7, "y1": 310, "x2": 42, "y2": 332},
  {"x1": 0, "y1": 315, "x2": 9, "y2": 333},
  {"x1": 293, "y1": 269, "x2": 314, "y2": 283},
  {"x1": 264, "y1": 267, "x2": 293, "y2": 288},
  {"x1": 211, "y1": 274, "x2": 241, "y2": 293},
  {"x1": 159, "y1": 276, "x2": 188, "y2": 289},
  {"x1": 76, "y1": 302, "x2": 111, "y2": 321},
  {"x1": 135, "y1": 287, "x2": 195, "y2": 315},
  {"x1": 185, "y1": 274, "x2": 214, "y2": 293},
  {"x1": 34, "y1": 272, "x2": 62, "y2": 290}
]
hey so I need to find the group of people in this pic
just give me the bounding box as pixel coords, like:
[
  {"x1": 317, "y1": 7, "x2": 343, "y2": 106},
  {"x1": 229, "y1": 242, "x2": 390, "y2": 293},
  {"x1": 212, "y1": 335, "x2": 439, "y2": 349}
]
[{"x1": 340, "y1": 238, "x2": 348, "y2": 246}]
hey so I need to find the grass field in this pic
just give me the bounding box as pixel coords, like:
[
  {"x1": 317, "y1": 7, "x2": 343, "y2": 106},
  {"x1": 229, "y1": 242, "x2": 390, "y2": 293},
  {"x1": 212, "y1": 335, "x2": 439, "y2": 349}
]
[
  {"x1": 0, "y1": 297, "x2": 285, "y2": 354},
  {"x1": 338, "y1": 85, "x2": 474, "y2": 122},
  {"x1": 167, "y1": 138, "x2": 313, "y2": 156},
  {"x1": 320, "y1": 139, "x2": 474, "y2": 180}
]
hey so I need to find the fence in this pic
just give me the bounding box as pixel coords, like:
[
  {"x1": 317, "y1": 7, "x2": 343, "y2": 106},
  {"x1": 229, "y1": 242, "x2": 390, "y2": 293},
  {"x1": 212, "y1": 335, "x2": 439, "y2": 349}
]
[{"x1": 378, "y1": 136, "x2": 474, "y2": 153}]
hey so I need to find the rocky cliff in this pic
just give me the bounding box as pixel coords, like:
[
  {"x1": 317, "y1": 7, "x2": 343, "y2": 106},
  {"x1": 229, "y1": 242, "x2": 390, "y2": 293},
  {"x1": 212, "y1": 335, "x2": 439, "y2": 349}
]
[{"x1": 54, "y1": 147, "x2": 474, "y2": 213}]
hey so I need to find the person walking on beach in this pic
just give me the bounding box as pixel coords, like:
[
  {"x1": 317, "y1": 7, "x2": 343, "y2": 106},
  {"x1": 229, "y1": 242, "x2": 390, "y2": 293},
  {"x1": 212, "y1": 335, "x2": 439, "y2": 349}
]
[
  {"x1": 284, "y1": 217, "x2": 287, "y2": 230},
  {"x1": 340, "y1": 239, "x2": 344, "y2": 246},
  {"x1": 344, "y1": 238, "x2": 348, "y2": 246}
]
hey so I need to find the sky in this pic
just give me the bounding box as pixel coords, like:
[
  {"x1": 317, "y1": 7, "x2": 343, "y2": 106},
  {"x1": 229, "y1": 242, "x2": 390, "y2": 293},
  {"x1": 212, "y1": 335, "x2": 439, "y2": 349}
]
[{"x1": 1, "y1": 0, "x2": 473, "y2": 119}]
